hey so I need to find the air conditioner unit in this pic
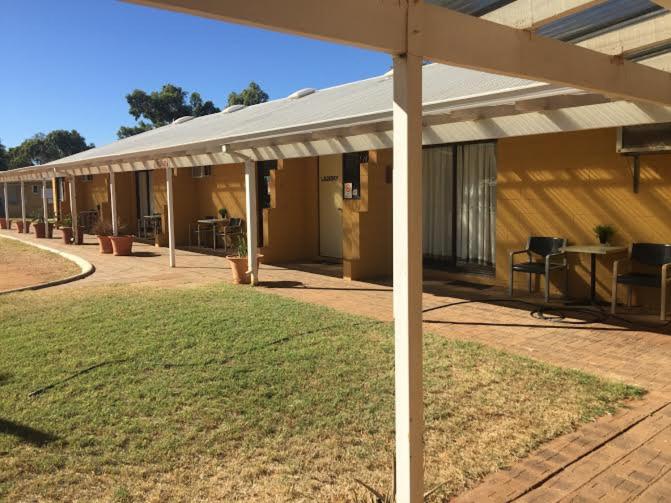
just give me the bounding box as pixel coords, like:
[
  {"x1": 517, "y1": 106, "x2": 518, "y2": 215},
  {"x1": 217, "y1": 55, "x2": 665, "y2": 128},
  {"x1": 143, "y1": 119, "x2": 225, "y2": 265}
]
[
  {"x1": 191, "y1": 166, "x2": 212, "y2": 178},
  {"x1": 617, "y1": 123, "x2": 671, "y2": 154}
]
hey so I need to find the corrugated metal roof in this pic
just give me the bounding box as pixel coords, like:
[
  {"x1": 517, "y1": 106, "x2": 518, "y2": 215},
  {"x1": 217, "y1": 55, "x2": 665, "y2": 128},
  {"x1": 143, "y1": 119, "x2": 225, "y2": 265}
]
[
  {"x1": 44, "y1": 63, "x2": 572, "y2": 168},
  {"x1": 425, "y1": 0, "x2": 515, "y2": 17},
  {"x1": 537, "y1": 0, "x2": 664, "y2": 43}
]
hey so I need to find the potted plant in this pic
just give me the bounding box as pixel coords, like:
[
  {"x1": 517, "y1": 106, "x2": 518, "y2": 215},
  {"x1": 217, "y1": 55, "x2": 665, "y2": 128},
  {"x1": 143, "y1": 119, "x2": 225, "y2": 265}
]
[
  {"x1": 593, "y1": 224, "x2": 615, "y2": 246},
  {"x1": 92, "y1": 220, "x2": 114, "y2": 254},
  {"x1": 15, "y1": 219, "x2": 30, "y2": 234},
  {"x1": 60, "y1": 215, "x2": 74, "y2": 244},
  {"x1": 33, "y1": 214, "x2": 46, "y2": 239},
  {"x1": 0, "y1": 215, "x2": 10, "y2": 230},
  {"x1": 218, "y1": 207, "x2": 229, "y2": 220},
  {"x1": 225, "y1": 237, "x2": 263, "y2": 284},
  {"x1": 109, "y1": 223, "x2": 134, "y2": 256}
]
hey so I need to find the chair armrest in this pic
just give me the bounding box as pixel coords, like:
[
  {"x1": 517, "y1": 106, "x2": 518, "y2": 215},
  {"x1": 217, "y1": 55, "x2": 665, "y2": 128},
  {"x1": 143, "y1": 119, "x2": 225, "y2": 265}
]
[
  {"x1": 509, "y1": 249, "x2": 530, "y2": 267},
  {"x1": 662, "y1": 263, "x2": 671, "y2": 283},
  {"x1": 545, "y1": 251, "x2": 566, "y2": 266},
  {"x1": 613, "y1": 257, "x2": 631, "y2": 276}
]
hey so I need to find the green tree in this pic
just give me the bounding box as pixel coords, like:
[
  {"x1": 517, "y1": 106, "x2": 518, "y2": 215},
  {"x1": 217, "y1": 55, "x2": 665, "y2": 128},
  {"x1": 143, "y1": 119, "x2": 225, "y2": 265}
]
[
  {"x1": 117, "y1": 84, "x2": 220, "y2": 139},
  {"x1": 228, "y1": 81, "x2": 269, "y2": 107},
  {"x1": 7, "y1": 130, "x2": 94, "y2": 169},
  {"x1": 0, "y1": 140, "x2": 7, "y2": 171}
]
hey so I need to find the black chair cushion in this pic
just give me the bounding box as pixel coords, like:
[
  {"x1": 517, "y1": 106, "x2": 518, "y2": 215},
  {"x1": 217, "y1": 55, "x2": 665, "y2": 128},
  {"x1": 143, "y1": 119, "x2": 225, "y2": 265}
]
[
  {"x1": 512, "y1": 261, "x2": 547, "y2": 274},
  {"x1": 617, "y1": 272, "x2": 662, "y2": 288}
]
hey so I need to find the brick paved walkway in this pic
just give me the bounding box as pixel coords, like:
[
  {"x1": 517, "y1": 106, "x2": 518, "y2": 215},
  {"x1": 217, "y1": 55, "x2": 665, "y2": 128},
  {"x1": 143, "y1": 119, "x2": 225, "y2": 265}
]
[{"x1": 3, "y1": 229, "x2": 671, "y2": 501}]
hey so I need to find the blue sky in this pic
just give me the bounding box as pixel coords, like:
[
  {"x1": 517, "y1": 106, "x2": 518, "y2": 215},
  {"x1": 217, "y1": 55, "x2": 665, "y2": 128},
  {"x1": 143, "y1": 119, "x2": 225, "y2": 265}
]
[{"x1": 0, "y1": 0, "x2": 390, "y2": 148}]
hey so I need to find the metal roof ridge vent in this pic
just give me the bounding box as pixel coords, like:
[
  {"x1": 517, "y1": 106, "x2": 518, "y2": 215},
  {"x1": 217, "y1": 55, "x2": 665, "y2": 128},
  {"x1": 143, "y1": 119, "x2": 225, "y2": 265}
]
[
  {"x1": 173, "y1": 116, "x2": 195, "y2": 124},
  {"x1": 222, "y1": 104, "x2": 246, "y2": 114},
  {"x1": 287, "y1": 88, "x2": 316, "y2": 99}
]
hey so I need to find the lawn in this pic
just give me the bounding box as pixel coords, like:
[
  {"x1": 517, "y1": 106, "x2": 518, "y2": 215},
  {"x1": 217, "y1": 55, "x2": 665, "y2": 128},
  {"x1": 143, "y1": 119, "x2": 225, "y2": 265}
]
[
  {"x1": 0, "y1": 237, "x2": 80, "y2": 292},
  {"x1": 0, "y1": 283, "x2": 643, "y2": 501}
]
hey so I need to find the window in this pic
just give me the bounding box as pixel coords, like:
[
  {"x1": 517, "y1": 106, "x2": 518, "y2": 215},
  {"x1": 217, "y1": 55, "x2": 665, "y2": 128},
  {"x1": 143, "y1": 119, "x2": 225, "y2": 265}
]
[
  {"x1": 342, "y1": 151, "x2": 367, "y2": 200},
  {"x1": 191, "y1": 165, "x2": 212, "y2": 178},
  {"x1": 32, "y1": 185, "x2": 39, "y2": 194},
  {"x1": 82, "y1": 175, "x2": 94, "y2": 182}
]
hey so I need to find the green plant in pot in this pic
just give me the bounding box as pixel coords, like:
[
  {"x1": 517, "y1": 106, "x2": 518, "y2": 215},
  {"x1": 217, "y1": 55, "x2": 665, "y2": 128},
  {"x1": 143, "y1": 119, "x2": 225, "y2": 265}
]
[
  {"x1": 32, "y1": 212, "x2": 46, "y2": 239},
  {"x1": 218, "y1": 208, "x2": 229, "y2": 220},
  {"x1": 108, "y1": 221, "x2": 134, "y2": 256},
  {"x1": 60, "y1": 215, "x2": 74, "y2": 244},
  {"x1": 593, "y1": 224, "x2": 615, "y2": 246},
  {"x1": 225, "y1": 235, "x2": 262, "y2": 284},
  {"x1": 92, "y1": 220, "x2": 114, "y2": 254}
]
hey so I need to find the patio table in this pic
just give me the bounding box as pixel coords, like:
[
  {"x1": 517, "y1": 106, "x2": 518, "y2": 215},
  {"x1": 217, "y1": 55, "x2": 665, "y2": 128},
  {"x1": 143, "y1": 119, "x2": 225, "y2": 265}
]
[
  {"x1": 197, "y1": 218, "x2": 228, "y2": 250},
  {"x1": 561, "y1": 245, "x2": 627, "y2": 303},
  {"x1": 141, "y1": 214, "x2": 162, "y2": 239}
]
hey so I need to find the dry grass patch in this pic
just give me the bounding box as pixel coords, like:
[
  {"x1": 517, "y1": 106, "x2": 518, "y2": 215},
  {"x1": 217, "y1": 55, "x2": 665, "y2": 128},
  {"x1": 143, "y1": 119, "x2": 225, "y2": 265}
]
[
  {"x1": 0, "y1": 237, "x2": 79, "y2": 291},
  {"x1": 0, "y1": 283, "x2": 643, "y2": 501}
]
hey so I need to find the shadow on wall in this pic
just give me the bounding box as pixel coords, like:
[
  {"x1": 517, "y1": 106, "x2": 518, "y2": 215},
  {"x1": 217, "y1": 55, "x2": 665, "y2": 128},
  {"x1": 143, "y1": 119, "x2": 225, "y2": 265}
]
[{"x1": 497, "y1": 127, "x2": 671, "y2": 306}]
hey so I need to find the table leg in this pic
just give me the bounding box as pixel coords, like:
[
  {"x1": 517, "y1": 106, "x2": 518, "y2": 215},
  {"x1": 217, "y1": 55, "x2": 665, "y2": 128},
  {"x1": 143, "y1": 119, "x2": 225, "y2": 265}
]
[
  {"x1": 213, "y1": 225, "x2": 216, "y2": 251},
  {"x1": 590, "y1": 253, "x2": 597, "y2": 303},
  {"x1": 197, "y1": 224, "x2": 201, "y2": 248}
]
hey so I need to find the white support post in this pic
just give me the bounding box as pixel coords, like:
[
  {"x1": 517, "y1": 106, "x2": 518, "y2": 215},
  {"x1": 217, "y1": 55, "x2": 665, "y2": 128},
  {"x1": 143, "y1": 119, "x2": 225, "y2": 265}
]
[
  {"x1": 392, "y1": 50, "x2": 424, "y2": 503},
  {"x1": 165, "y1": 167, "x2": 176, "y2": 268},
  {"x1": 42, "y1": 179, "x2": 49, "y2": 237},
  {"x1": 109, "y1": 171, "x2": 118, "y2": 236},
  {"x1": 20, "y1": 181, "x2": 26, "y2": 232},
  {"x1": 3, "y1": 182, "x2": 9, "y2": 227},
  {"x1": 244, "y1": 159, "x2": 259, "y2": 285},
  {"x1": 68, "y1": 176, "x2": 79, "y2": 244}
]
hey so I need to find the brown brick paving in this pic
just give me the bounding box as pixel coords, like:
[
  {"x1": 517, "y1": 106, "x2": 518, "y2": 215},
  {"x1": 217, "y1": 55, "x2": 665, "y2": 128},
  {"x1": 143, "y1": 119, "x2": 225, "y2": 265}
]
[{"x1": 3, "y1": 229, "x2": 671, "y2": 502}]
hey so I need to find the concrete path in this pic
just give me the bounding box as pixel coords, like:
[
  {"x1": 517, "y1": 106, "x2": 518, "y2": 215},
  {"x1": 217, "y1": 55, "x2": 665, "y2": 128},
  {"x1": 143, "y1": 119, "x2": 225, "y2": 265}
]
[{"x1": 3, "y1": 228, "x2": 671, "y2": 502}]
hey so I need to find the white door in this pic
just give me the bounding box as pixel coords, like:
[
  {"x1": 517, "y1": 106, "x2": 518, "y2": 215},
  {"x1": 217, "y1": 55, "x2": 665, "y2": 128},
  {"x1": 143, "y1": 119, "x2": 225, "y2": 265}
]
[{"x1": 319, "y1": 154, "x2": 343, "y2": 258}]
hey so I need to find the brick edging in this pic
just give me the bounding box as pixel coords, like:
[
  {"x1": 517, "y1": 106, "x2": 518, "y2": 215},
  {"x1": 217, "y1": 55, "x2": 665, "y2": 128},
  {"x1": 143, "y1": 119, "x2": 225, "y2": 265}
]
[{"x1": 0, "y1": 233, "x2": 95, "y2": 294}]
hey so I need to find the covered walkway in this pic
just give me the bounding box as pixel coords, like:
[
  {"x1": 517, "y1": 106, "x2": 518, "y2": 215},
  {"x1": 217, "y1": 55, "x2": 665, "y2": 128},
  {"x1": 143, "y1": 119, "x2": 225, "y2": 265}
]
[{"x1": 4, "y1": 227, "x2": 671, "y2": 500}]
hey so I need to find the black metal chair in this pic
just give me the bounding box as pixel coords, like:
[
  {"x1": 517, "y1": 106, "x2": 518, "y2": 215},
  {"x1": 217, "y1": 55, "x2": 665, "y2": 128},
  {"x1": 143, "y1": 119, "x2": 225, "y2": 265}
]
[
  {"x1": 509, "y1": 236, "x2": 568, "y2": 302},
  {"x1": 611, "y1": 243, "x2": 671, "y2": 320}
]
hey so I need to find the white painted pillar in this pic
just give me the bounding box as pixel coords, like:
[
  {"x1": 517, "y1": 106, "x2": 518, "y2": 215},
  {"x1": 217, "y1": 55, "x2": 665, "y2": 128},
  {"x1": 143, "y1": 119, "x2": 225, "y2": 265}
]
[
  {"x1": 165, "y1": 167, "x2": 176, "y2": 268},
  {"x1": 68, "y1": 176, "x2": 79, "y2": 244},
  {"x1": 20, "y1": 181, "x2": 26, "y2": 232},
  {"x1": 42, "y1": 179, "x2": 49, "y2": 237},
  {"x1": 3, "y1": 182, "x2": 9, "y2": 225},
  {"x1": 109, "y1": 171, "x2": 118, "y2": 236},
  {"x1": 392, "y1": 45, "x2": 424, "y2": 503},
  {"x1": 244, "y1": 159, "x2": 259, "y2": 285}
]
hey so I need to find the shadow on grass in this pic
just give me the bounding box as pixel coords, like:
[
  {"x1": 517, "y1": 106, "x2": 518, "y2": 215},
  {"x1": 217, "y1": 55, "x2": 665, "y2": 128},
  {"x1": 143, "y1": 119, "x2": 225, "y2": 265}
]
[{"x1": 0, "y1": 419, "x2": 58, "y2": 446}]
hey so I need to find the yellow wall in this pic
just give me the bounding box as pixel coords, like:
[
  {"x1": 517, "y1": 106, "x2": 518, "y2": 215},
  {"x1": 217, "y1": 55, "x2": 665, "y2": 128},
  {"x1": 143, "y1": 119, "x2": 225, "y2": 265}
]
[
  {"x1": 260, "y1": 157, "x2": 319, "y2": 263},
  {"x1": 343, "y1": 149, "x2": 394, "y2": 280},
  {"x1": 497, "y1": 127, "x2": 671, "y2": 303},
  {"x1": 4, "y1": 183, "x2": 44, "y2": 220}
]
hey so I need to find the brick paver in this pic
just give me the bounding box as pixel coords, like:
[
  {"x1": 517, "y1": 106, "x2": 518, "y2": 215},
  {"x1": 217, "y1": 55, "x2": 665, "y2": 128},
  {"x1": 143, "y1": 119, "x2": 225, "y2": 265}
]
[{"x1": 3, "y1": 229, "x2": 671, "y2": 502}]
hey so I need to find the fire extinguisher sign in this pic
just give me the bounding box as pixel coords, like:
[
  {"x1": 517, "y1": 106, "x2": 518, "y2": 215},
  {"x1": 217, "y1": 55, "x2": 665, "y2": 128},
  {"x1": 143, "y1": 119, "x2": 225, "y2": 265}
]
[{"x1": 344, "y1": 182, "x2": 353, "y2": 199}]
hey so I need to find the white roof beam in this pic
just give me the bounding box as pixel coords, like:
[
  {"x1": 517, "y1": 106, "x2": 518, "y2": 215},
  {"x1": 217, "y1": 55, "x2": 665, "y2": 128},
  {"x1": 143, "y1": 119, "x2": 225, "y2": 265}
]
[
  {"x1": 126, "y1": 0, "x2": 671, "y2": 106},
  {"x1": 578, "y1": 12, "x2": 671, "y2": 56},
  {"x1": 123, "y1": 0, "x2": 405, "y2": 53},
  {"x1": 482, "y1": 0, "x2": 605, "y2": 31}
]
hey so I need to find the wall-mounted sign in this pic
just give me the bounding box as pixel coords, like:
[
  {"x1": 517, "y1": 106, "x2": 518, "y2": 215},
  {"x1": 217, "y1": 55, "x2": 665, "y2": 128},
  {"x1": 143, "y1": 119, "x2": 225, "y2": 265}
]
[
  {"x1": 320, "y1": 175, "x2": 338, "y2": 182},
  {"x1": 344, "y1": 182, "x2": 353, "y2": 199}
]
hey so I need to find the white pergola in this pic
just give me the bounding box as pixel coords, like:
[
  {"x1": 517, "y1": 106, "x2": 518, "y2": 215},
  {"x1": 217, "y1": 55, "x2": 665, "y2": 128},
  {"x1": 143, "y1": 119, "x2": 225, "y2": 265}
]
[{"x1": 3, "y1": 1, "x2": 671, "y2": 500}]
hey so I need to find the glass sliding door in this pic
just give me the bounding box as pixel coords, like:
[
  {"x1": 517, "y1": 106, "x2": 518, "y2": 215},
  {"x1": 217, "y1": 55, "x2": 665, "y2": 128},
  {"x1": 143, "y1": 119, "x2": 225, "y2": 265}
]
[{"x1": 422, "y1": 141, "x2": 497, "y2": 270}]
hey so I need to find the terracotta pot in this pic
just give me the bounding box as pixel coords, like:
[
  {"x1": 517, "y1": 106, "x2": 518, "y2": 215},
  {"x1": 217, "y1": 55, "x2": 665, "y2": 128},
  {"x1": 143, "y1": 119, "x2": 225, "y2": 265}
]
[
  {"x1": 16, "y1": 221, "x2": 25, "y2": 233},
  {"x1": 76, "y1": 226, "x2": 85, "y2": 245},
  {"x1": 225, "y1": 255, "x2": 263, "y2": 285},
  {"x1": 61, "y1": 227, "x2": 74, "y2": 244},
  {"x1": 24, "y1": 221, "x2": 31, "y2": 234},
  {"x1": 226, "y1": 256, "x2": 250, "y2": 284},
  {"x1": 34, "y1": 222, "x2": 46, "y2": 238},
  {"x1": 110, "y1": 235, "x2": 134, "y2": 256},
  {"x1": 97, "y1": 235, "x2": 113, "y2": 254},
  {"x1": 47, "y1": 223, "x2": 54, "y2": 238},
  {"x1": 0, "y1": 218, "x2": 10, "y2": 230}
]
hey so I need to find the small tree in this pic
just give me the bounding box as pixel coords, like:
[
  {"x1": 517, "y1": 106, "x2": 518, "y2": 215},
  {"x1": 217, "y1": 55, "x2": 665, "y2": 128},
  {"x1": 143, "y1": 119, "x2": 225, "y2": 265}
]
[{"x1": 228, "y1": 81, "x2": 269, "y2": 107}]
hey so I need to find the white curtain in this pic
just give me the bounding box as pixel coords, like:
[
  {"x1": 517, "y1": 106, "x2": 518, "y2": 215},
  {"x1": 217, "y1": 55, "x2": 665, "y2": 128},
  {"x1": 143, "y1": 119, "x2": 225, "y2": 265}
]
[
  {"x1": 422, "y1": 146, "x2": 453, "y2": 259},
  {"x1": 456, "y1": 143, "x2": 496, "y2": 265}
]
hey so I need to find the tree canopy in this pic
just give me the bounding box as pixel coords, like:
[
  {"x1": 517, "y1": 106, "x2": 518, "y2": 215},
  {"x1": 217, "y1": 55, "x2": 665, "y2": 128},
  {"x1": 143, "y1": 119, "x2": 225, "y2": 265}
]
[
  {"x1": 117, "y1": 84, "x2": 220, "y2": 139},
  {"x1": 0, "y1": 140, "x2": 7, "y2": 172},
  {"x1": 6, "y1": 130, "x2": 94, "y2": 169},
  {"x1": 228, "y1": 81, "x2": 269, "y2": 107}
]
